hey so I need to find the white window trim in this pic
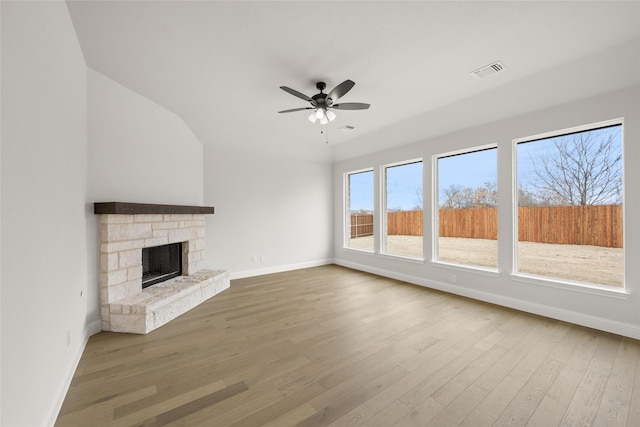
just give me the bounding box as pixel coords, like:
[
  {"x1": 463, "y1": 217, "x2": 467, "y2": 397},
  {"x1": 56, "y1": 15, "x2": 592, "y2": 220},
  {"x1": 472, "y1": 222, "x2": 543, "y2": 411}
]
[
  {"x1": 511, "y1": 273, "x2": 629, "y2": 300},
  {"x1": 343, "y1": 167, "x2": 375, "y2": 251},
  {"x1": 378, "y1": 252, "x2": 425, "y2": 264},
  {"x1": 380, "y1": 158, "x2": 424, "y2": 259},
  {"x1": 432, "y1": 143, "x2": 498, "y2": 267},
  {"x1": 431, "y1": 260, "x2": 500, "y2": 277},
  {"x1": 511, "y1": 117, "x2": 625, "y2": 290}
]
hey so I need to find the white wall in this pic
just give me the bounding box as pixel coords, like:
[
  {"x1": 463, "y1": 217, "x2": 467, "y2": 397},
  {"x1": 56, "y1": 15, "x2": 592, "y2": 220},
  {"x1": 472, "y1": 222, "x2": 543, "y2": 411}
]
[
  {"x1": 0, "y1": 2, "x2": 4, "y2": 419},
  {"x1": 1, "y1": 4, "x2": 208, "y2": 425},
  {"x1": 86, "y1": 66, "x2": 207, "y2": 339},
  {"x1": 333, "y1": 85, "x2": 640, "y2": 339},
  {"x1": 204, "y1": 146, "x2": 333, "y2": 277},
  {"x1": 1, "y1": 2, "x2": 90, "y2": 426},
  {"x1": 88, "y1": 68, "x2": 204, "y2": 206}
]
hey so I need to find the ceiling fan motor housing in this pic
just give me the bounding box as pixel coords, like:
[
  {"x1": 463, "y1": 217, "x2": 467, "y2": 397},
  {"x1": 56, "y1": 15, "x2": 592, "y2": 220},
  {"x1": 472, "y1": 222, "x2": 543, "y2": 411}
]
[
  {"x1": 312, "y1": 93, "x2": 329, "y2": 108},
  {"x1": 312, "y1": 82, "x2": 331, "y2": 107}
]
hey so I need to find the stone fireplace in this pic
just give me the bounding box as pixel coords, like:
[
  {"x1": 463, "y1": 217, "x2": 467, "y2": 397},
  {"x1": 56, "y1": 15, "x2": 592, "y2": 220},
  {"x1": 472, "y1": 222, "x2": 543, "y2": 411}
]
[{"x1": 95, "y1": 202, "x2": 229, "y2": 334}]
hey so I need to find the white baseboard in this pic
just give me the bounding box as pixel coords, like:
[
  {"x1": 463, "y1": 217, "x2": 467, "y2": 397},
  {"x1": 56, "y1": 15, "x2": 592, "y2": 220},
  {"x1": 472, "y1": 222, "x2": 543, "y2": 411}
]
[
  {"x1": 335, "y1": 259, "x2": 640, "y2": 340},
  {"x1": 48, "y1": 318, "x2": 102, "y2": 426},
  {"x1": 229, "y1": 259, "x2": 333, "y2": 280}
]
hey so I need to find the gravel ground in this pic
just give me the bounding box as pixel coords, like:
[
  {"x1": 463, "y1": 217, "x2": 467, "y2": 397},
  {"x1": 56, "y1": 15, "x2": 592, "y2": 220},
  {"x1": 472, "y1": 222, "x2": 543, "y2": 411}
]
[{"x1": 347, "y1": 235, "x2": 623, "y2": 287}]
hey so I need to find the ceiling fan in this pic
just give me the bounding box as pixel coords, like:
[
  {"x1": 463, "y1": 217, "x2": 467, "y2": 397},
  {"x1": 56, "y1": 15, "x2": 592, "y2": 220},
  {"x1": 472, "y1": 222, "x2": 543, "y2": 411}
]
[{"x1": 278, "y1": 80, "x2": 370, "y2": 125}]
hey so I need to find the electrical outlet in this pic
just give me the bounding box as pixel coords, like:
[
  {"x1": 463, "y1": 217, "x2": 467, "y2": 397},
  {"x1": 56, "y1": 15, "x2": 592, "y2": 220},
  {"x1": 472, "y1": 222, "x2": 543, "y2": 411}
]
[{"x1": 450, "y1": 274, "x2": 457, "y2": 283}]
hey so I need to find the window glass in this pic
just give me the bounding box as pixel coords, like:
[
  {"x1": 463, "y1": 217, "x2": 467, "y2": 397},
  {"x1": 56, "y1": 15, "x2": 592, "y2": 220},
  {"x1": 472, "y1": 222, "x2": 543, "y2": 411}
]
[
  {"x1": 346, "y1": 170, "x2": 374, "y2": 251},
  {"x1": 516, "y1": 123, "x2": 623, "y2": 287},
  {"x1": 436, "y1": 147, "x2": 498, "y2": 268},
  {"x1": 382, "y1": 161, "x2": 423, "y2": 258}
]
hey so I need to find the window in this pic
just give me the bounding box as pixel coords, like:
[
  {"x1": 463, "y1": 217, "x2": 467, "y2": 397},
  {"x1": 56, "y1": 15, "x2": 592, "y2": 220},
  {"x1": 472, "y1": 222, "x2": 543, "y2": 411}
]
[
  {"x1": 435, "y1": 146, "x2": 498, "y2": 269},
  {"x1": 515, "y1": 121, "x2": 623, "y2": 288},
  {"x1": 345, "y1": 169, "x2": 374, "y2": 251},
  {"x1": 382, "y1": 160, "x2": 423, "y2": 258}
]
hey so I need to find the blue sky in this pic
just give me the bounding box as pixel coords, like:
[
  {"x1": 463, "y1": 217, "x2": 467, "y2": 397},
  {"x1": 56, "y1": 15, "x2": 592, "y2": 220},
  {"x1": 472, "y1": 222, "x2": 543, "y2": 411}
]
[
  {"x1": 348, "y1": 124, "x2": 622, "y2": 212},
  {"x1": 437, "y1": 149, "x2": 496, "y2": 205},
  {"x1": 348, "y1": 154, "x2": 495, "y2": 211},
  {"x1": 348, "y1": 170, "x2": 375, "y2": 212},
  {"x1": 386, "y1": 161, "x2": 423, "y2": 211},
  {"x1": 348, "y1": 162, "x2": 424, "y2": 212}
]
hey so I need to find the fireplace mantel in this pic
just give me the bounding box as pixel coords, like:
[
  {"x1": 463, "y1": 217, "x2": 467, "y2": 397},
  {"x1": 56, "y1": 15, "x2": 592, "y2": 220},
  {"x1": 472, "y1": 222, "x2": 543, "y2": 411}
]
[{"x1": 94, "y1": 202, "x2": 214, "y2": 215}]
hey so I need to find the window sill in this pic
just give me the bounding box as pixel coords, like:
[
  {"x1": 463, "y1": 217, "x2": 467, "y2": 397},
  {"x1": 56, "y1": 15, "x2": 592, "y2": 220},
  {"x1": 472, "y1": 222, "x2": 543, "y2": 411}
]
[
  {"x1": 511, "y1": 273, "x2": 629, "y2": 300},
  {"x1": 379, "y1": 252, "x2": 425, "y2": 264},
  {"x1": 430, "y1": 261, "x2": 500, "y2": 277},
  {"x1": 342, "y1": 246, "x2": 375, "y2": 256}
]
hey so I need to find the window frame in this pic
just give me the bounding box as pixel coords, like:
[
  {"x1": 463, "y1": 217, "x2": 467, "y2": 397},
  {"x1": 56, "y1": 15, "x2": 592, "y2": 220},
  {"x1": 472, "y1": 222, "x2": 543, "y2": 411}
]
[
  {"x1": 511, "y1": 118, "x2": 626, "y2": 294},
  {"x1": 431, "y1": 143, "x2": 499, "y2": 272},
  {"x1": 380, "y1": 158, "x2": 424, "y2": 260},
  {"x1": 343, "y1": 167, "x2": 375, "y2": 252}
]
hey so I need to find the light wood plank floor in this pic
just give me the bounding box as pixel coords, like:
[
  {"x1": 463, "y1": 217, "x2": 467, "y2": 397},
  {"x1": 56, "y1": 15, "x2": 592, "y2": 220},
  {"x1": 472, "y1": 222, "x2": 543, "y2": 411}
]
[{"x1": 56, "y1": 265, "x2": 640, "y2": 426}]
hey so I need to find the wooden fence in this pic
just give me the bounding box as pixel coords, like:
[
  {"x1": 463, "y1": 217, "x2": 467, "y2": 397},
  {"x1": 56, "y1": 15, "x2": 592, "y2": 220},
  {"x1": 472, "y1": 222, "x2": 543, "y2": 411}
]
[
  {"x1": 439, "y1": 208, "x2": 497, "y2": 240},
  {"x1": 517, "y1": 204, "x2": 622, "y2": 248},
  {"x1": 387, "y1": 210, "x2": 423, "y2": 236},
  {"x1": 350, "y1": 204, "x2": 623, "y2": 248},
  {"x1": 350, "y1": 214, "x2": 373, "y2": 238}
]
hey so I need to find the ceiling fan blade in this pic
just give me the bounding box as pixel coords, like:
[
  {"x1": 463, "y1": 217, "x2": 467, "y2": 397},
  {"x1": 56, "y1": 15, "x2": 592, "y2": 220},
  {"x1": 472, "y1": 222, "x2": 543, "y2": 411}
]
[
  {"x1": 327, "y1": 79, "x2": 355, "y2": 101},
  {"x1": 332, "y1": 102, "x2": 370, "y2": 110},
  {"x1": 280, "y1": 86, "x2": 312, "y2": 102},
  {"x1": 278, "y1": 107, "x2": 313, "y2": 113}
]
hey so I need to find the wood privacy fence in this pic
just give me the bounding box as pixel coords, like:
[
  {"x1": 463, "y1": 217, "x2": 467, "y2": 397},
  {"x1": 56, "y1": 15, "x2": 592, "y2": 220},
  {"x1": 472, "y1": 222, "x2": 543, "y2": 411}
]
[
  {"x1": 516, "y1": 205, "x2": 622, "y2": 248},
  {"x1": 350, "y1": 204, "x2": 622, "y2": 248},
  {"x1": 439, "y1": 208, "x2": 498, "y2": 240},
  {"x1": 350, "y1": 214, "x2": 373, "y2": 238}
]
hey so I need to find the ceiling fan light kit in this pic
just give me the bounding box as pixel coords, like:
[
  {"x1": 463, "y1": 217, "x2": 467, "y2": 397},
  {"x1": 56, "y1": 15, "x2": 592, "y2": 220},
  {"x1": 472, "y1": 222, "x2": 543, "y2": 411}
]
[
  {"x1": 278, "y1": 79, "x2": 370, "y2": 128},
  {"x1": 308, "y1": 108, "x2": 336, "y2": 124}
]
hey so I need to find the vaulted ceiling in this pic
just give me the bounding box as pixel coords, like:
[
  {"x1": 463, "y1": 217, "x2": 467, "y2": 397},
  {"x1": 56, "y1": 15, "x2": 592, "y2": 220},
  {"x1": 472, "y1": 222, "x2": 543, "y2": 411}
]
[{"x1": 67, "y1": 1, "x2": 640, "y2": 162}]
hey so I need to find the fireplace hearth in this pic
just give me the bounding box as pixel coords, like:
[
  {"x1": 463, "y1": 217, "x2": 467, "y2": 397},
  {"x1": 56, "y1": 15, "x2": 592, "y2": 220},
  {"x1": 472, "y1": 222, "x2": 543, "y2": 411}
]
[{"x1": 95, "y1": 202, "x2": 229, "y2": 334}]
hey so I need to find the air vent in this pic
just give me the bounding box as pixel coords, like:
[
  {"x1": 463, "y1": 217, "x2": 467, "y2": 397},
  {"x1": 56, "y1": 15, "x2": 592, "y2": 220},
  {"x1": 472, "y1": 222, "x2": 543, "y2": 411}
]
[
  {"x1": 471, "y1": 61, "x2": 506, "y2": 79},
  {"x1": 339, "y1": 125, "x2": 355, "y2": 132}
]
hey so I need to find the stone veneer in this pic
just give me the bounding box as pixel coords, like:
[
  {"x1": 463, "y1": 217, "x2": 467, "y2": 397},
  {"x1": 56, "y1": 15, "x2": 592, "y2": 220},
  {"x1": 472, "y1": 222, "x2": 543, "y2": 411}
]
[{"x1": 99, "y1": 213, "x2": 229, "y2": 334}]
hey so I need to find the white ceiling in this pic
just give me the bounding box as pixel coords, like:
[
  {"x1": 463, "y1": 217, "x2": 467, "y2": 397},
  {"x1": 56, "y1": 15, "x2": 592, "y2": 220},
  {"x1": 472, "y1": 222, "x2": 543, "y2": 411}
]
[{"x1": 66, "y1": 1, "x2": 640, "y2": 162}]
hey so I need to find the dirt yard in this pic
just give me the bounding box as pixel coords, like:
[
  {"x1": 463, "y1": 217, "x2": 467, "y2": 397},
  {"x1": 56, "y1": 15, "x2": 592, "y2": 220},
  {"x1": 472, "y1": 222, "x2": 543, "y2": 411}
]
[{"x1": 348, "y1": 235, "x2": 623, "y2": 287}]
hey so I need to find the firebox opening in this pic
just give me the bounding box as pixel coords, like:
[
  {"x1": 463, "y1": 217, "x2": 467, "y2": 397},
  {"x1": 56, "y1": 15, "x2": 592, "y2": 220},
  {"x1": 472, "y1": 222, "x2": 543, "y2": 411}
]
[{"x1": 142, "y1": 243, "x2": 183, "y2": 288}]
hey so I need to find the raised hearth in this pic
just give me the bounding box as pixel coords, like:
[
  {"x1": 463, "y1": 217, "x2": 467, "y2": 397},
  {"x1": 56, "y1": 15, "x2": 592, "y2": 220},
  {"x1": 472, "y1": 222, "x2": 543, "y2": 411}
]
[{"x1": 96, "y1": 202, "x2": 228, "y2": 334}]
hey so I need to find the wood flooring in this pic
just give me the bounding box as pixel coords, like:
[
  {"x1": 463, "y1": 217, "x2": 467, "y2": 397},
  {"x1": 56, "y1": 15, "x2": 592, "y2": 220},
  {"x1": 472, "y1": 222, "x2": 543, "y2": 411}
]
[{"x1": 56, "y1": 265, "x2": 640, "y2": 426}]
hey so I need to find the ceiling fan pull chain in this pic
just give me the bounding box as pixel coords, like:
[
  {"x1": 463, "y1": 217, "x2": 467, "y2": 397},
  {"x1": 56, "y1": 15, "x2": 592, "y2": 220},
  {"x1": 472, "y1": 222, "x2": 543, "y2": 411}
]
[{"x1": 319, "y1": 124, "x2": 329, "y2": 144}]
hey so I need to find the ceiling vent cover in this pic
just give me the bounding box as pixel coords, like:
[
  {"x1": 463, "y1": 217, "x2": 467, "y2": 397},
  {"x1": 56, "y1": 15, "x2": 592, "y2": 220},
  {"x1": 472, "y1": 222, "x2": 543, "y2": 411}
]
[{"x1": 471, "y1": 61, "x2": 506, "y2": 79}]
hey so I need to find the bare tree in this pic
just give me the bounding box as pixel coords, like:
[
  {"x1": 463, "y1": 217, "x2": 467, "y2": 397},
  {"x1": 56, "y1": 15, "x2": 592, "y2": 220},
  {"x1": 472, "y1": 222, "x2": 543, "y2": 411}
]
[
  {"x1": 517, "y1": 184, "x2": 541, "y2": 206},
  {"x1": 414, "y1": 186, "x2": 423, "y2": 210},
  {"x1": 441, "y1": 184, "x2": 465, "y2": 209},
  {"x1": 529, "y1": 129, "x2": 622, "y2": 206},
  {"x1": 474, "y1": 181, "x2": 498, "y2": 208},
  {"x1": 441, "y1": 182, "x2": 498, "y2": 209}
]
